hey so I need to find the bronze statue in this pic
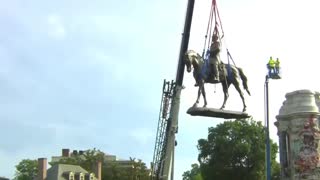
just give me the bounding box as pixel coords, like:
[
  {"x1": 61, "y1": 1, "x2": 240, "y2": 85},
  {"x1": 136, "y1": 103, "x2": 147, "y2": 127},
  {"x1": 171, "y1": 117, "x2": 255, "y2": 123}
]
[
  {"x1": 184, "y1": 50, "x2": 251, "y2": 112},
  {"x1": 209, "y1": 33, "x2": 221, "y2": 82}
]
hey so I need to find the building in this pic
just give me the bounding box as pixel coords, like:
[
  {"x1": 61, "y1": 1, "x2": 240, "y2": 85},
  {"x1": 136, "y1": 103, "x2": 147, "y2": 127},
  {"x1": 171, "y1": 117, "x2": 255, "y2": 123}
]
[
  {"x1": 0, "y1": 177, "x2": 10, "y2": 180},
  {"x1": 51, "y1": 149, "x2": 116, "y2": 164},
  {"x1": 49, "y1": 148, "x2": 151, "y2": 178},
  {"x1": 36, "y1": 157, "x2": 101, "y2": 180},
  {"x1": 46, "y1": 164, "x2": 99, "y2": 180},
  {"x1": 51, "y1": 149, "x2": 139, "y2": 170}
]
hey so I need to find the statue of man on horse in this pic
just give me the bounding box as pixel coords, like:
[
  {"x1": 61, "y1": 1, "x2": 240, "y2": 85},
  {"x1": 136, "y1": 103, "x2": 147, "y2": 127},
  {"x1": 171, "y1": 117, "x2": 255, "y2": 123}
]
[
  {"x1": 184, "y1": 0, "x2": 250, "y2": 113},
  {"x1": 184, "y1": 30, "x2": 251, "y2": 112}
]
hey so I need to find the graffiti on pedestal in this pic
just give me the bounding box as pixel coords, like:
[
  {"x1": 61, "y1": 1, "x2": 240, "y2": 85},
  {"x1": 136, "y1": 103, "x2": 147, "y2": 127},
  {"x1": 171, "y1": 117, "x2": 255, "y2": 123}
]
[{"x1": 295, "y1": 115, "x2": 320, "y2": 177}]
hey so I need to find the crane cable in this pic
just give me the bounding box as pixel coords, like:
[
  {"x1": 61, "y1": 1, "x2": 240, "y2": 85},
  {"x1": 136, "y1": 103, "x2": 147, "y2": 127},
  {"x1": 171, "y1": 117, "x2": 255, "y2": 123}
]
[
  {"x1": 202, "y1": 0, "x2": 237, "y2": 68},
  {"x1": 202, "y1": 2, "x2": 214, "y2": 57},
  {"x1": 202, "y1": 0, "x2": 241, "y2": 88},
  {"x1": 212, "y1": 0, "x2": 225, "y2": 41}
]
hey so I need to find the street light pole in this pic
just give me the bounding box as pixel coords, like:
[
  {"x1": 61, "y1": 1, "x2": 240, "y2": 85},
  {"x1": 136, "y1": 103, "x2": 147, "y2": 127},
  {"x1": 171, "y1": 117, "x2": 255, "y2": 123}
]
[
  {"x1": 265, "y1": 75, "x2": 271, "y2": 180},
  {"x1": 264, "y1": 60, "x2": 281, "y2": 180}
]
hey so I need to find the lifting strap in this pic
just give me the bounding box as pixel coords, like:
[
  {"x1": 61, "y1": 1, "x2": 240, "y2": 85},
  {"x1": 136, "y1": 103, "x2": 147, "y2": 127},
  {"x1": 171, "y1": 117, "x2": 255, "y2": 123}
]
[
  {"x1": 202, "y1": 0, "x2": 225, "y2": 57},
  {"x1": 202, "y1": 0, "x2": 239, "y2": 82},
  {"x1": 227, "y1": 49, "x2": 236, "y2": 66},
  {"x1": 226, "y1": 49, "x2": 236, "y2": 80},
  {"x1": 201, "y1": 50, "x2": 211, "y2": 79},
  {"x1": 202, "y1": 2, "x2": 214, "y2": 57},
  {"x1": 212, "y1": 0, "x2": 225, "y2": 38}
]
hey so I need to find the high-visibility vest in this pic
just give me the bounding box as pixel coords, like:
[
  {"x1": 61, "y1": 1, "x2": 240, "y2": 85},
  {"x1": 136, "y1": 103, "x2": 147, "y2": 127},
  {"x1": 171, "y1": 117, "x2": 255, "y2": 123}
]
[
  {"x1": 268, "y1": 59, "x2": 275, "y2": 67},
  {"x1": 275, "y1": 60, "x2": 280, "y2": 67}
]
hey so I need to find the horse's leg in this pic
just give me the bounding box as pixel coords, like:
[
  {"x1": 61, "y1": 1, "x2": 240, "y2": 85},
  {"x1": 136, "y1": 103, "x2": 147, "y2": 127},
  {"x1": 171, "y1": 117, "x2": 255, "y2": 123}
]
[
  {"x1": 193, "y1": 80, "x2": 202, "y2": 107},
  {"x1": 220, "y1": 81, "x2": 230, "y2": 110},
  {"x1": 233, "y1": 79, "x2": 247, "y2": 112},
  {"x1": 201, "y1": 82, "x2": 207, "y2": 107}
]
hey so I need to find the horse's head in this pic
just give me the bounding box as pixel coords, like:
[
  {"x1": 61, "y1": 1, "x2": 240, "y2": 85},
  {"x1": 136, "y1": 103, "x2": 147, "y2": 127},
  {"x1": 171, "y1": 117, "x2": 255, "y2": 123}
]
[{"x1": 184, "y1": 50, "x2": 198, "y2": 73}]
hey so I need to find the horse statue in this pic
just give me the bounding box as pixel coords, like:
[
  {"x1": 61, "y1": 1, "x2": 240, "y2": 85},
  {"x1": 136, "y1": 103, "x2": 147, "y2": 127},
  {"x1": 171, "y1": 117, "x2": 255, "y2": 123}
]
[{"x1": 184, "y1": 50, "x2": 251, "y2": 112}]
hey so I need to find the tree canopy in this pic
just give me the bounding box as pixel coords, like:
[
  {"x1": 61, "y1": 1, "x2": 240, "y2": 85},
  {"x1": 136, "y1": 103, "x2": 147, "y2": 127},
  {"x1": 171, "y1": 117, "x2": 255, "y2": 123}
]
[
  {"x1": 14, "y1": 159, "x2": 38, "y2": 180},
  {"x1": 182, "y1": 163, "x2": 203, "y2": 180},
  {"x1": 184, "y1": 118, "x2": 280, "y2": 180}
]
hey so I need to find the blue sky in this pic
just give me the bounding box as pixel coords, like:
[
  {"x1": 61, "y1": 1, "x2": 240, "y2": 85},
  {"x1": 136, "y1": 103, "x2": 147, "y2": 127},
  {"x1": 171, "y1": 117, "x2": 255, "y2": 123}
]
[
  {"x1": 0, "y1": 0, "x2": 185, "y2": 177},
  {"x1": 1, "y1": 0, "x2": 320, "y2": 179}
]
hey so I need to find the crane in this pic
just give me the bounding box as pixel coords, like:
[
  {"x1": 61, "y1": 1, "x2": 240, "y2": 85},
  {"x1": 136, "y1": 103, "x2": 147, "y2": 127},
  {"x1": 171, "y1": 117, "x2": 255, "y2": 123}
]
[
  {"x1": 150, "y1": 0, "x2": 249, "y2": 178},
  {"x1": 150, "y1": 0, "x2": 195, "y2": 179}
]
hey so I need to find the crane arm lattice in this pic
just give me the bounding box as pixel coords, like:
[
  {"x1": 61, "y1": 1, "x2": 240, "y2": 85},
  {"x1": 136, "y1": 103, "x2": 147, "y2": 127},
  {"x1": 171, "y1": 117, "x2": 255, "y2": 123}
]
[{"x1": 151, "y1": 80, "x2": 175, "y2": 180}]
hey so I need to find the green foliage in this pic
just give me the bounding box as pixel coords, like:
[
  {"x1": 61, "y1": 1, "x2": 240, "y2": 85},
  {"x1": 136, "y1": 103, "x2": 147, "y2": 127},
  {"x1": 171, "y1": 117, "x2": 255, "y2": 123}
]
[
  {"x1": 14, "y1": 159, "x2": 38, "y2": 180},
  {"x1": 197, "y1": 118, "x2": 280, "y2": 180},
  {"x1": 103, "y1": 157, "x2": 149, "y2": 180},
  {"x1": 182, "y1": 163, "x2": 203, "y2": 180},
  {"x1": 272, "y1": 161, "x2": 281, "y2": 180}
]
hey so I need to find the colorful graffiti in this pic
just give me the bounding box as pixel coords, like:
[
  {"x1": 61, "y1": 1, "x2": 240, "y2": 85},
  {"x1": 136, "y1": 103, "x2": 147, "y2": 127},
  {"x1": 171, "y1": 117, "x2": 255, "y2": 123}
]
[{"x1": 295, "y1": 115, "x2": 320, "y2": 175}]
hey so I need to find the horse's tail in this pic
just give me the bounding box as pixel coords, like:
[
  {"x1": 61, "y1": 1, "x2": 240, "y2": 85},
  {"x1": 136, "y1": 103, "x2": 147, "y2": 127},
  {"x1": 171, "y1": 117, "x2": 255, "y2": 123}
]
[{"x1": 237, "y1": 67, "x2": 251, "y2": 96}]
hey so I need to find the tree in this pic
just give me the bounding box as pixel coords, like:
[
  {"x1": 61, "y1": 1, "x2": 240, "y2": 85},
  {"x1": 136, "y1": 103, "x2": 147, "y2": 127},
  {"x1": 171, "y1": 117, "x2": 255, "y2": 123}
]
[
  {"x1": 14, "y1": 159, "x2": 38, "y2": 180},
  {"x1": 130, "y1": 158, "x2": 150, "y2": 180},
  {"x1": 182, "y1": 163, "x2": 203, "y2": 180},
  {"x1": 197, "y1": 118, "x2": 280, "y2": 180}
]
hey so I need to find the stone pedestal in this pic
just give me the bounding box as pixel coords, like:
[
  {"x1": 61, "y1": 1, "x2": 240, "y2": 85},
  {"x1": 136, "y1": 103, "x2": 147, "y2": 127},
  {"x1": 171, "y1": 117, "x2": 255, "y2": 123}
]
[{"x1": 275, "y1": 90, "x2": 320, "y2": 180}]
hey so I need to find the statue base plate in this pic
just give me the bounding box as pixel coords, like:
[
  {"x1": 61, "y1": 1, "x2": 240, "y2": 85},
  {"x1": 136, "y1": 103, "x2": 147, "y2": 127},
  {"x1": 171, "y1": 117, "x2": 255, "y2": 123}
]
[{"x1": 187, "y1": 106, "x2": 251, "y2": 119}]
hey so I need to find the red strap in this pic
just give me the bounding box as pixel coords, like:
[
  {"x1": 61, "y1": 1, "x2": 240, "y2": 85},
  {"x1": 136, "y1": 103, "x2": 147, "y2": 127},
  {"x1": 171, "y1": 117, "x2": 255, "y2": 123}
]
[
  {"x1": 203, "y1": 0, "x2": 225, "y2": 55},
  {"x1": 205, "y1": 3, "x2": 214, "y2": 50},
  {"x1": 216, "y1": 3, "x2": 225, "y2": 37},
  {"x1": 212, "y1": 0, "x2": 224, "y2": 39}
]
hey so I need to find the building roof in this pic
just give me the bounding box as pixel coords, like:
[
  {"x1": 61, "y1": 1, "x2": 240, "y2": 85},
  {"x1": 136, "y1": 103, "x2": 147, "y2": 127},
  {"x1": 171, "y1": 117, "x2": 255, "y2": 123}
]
[{"x1": 47, "y1": 164, "x2": 91, "y2": 180}]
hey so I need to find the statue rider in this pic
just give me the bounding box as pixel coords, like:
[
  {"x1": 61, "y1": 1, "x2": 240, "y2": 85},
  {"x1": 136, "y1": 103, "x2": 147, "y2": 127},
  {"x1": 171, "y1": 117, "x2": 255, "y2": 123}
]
[{"x1": 209, "y1": 32, "x2": 221, "y2": 82}]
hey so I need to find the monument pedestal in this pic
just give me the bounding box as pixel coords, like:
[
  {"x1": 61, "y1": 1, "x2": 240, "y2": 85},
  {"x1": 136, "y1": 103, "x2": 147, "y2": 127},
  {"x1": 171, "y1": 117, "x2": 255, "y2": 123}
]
[
  {"x1": 275, "y1": 90, "x2": 320, "y2": 180},
  {"x1": 187, "y1": 106, "x2": 251, "y2": 119}
]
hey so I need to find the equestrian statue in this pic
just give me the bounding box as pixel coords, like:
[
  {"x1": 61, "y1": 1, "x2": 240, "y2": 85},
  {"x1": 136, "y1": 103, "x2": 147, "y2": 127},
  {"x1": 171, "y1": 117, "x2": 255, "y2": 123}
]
[{"x1": 184, "y1": 34, "x2": 251, "y2": 112}]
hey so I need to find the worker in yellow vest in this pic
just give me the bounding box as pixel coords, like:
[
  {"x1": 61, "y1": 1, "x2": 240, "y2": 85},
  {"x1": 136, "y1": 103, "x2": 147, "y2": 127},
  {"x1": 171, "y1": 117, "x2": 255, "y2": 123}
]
[
  {"x1": 267, "y1": 56, "x2": 275, "y2": 75},
  {"x1": 275, "y1": 58, "x2": 280, "y2": 74}
]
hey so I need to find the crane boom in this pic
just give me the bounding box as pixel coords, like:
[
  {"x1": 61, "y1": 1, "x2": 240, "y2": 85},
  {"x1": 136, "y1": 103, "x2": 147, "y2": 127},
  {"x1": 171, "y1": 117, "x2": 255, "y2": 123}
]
[
  {"x1": 175, "y1": 0, "x2": 195, "y2": 86},
  {"x1": 151, "y1": 0, "x2": 195, "y2": 179}
]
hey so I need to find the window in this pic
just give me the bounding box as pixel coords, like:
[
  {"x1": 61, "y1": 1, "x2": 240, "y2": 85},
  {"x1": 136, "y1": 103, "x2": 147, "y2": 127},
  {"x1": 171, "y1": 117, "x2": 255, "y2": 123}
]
[
  {"x1": 69, "y1": 173, "x2": 75, "y2": 180},
  {"x1": 80, "y1": 174, "x2": 84, "y2": 180}
]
